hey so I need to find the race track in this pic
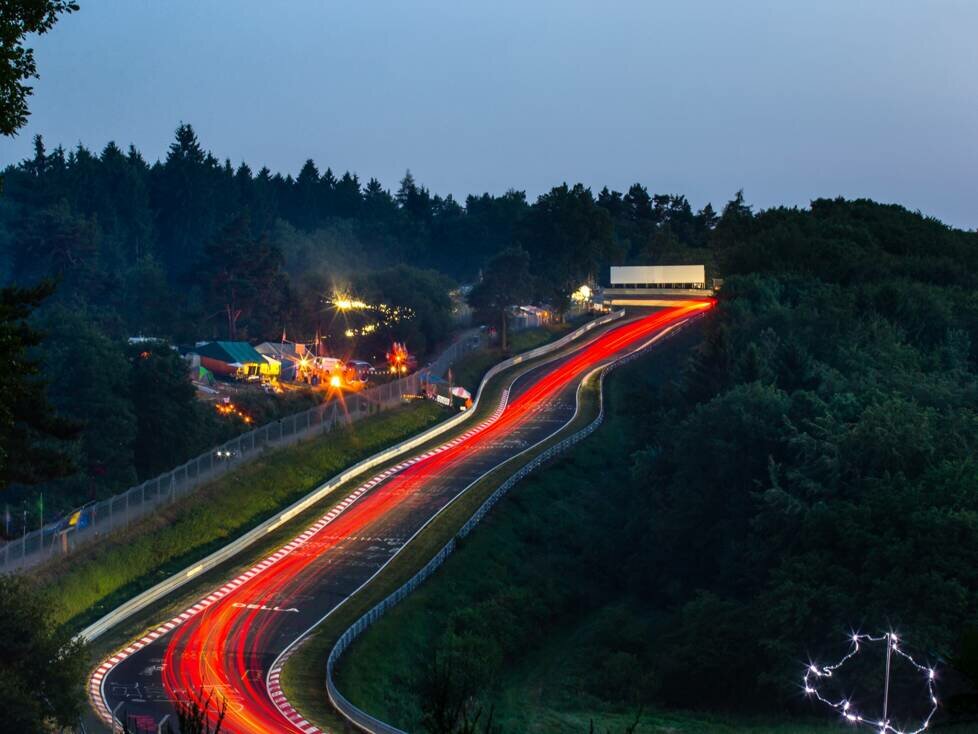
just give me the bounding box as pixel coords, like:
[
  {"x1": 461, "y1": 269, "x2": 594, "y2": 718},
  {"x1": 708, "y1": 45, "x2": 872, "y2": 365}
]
[{"x1": 91, "y1": 303, "x2": 710, "y2": 733}]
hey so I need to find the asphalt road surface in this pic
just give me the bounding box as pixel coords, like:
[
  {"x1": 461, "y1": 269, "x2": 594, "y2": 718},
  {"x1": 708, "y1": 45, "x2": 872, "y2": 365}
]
[{"x1": 92, "y1": 303, "x2": 711, "y2": 733}]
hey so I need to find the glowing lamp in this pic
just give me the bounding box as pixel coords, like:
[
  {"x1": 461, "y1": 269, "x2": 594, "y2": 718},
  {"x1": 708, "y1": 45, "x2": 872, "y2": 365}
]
[{"x1": 571, "y1": 284, "x2": 593, "y2": 303}]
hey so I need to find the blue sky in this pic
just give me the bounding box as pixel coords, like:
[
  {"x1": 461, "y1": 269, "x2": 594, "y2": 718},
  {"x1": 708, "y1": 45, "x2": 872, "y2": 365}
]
[{"x1": 1, "y1": 0, "x2": 976, "y2": 228}]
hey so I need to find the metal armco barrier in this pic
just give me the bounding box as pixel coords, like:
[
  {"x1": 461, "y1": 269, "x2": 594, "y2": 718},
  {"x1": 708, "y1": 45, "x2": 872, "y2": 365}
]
[
  {"x1": 322, "y1": 313, "x2": 703, "y2": 734},
  {"x1": 0, "y1": 333, "x2": 487, "y2": 574}
]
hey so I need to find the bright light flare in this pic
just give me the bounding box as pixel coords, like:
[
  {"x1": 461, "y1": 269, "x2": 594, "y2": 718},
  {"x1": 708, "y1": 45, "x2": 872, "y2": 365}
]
[
  {"x1": 333, "y1": 295, "x2": 368, "y2": 311},
  {"x1": 571, "y1": 284, "x2": 592, "y2": 302}
]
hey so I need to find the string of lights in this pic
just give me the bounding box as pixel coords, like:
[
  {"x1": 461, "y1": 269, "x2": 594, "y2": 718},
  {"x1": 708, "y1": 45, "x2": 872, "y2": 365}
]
[
  {"x1": 803, "y1": 632, "x2": 938, "y2": 734},
  {"x1": 326, "y1": 294, "x2": 415, "y2": 338}
]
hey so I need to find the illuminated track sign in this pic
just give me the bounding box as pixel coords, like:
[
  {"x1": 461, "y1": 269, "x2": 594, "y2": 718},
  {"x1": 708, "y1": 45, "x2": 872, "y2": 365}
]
[{"x1": 609, "y1": 265, "x2": 705, "y2": 288}]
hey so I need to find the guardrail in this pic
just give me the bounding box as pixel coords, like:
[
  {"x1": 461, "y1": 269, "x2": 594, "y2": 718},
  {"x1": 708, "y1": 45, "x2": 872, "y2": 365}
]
[
  {"x1": 322, "y1": 314, "x2": 701, "y2": 734},
  {"x1": 0, "y1": 333, "x2": 491, "y2": 574},
  {"x1": 78, "y1": 312, "x2": 624, "y2": 645}
]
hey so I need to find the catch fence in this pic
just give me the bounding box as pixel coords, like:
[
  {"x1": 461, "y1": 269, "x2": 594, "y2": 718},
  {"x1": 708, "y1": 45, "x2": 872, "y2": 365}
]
[{"x1": 0, "y1": 332, "x2": 481, "y2": 573}]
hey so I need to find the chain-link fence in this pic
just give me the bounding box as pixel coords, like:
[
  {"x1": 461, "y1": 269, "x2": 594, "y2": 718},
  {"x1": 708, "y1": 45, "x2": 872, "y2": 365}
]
[
  {"x1": 323, "y1": 314, "x2": 703, "y2": 734},
  {"x1": 0, "y1": 333, "x2": 482, "y2": 573}
]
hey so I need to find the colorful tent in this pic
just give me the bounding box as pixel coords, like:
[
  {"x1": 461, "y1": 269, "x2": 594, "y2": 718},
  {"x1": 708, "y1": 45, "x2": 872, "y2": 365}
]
[
  {"x1": 194, "y1": 341, "x2": 268, "y2": 379},
  {"x1": 197, "y1": 365, "x2": 215, "y2": 384}
]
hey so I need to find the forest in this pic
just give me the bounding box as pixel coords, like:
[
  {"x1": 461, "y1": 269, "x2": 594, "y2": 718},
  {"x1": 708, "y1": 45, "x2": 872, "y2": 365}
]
[
  {"x1": 0, "y1": 123, "x2": 719, "y2": 531},
  {"x1": 335, "y1": 197, "x2": 978, "y2": 730},
  {"x1": 635, "y1": 199, "x2": 978, "y2": 708}
]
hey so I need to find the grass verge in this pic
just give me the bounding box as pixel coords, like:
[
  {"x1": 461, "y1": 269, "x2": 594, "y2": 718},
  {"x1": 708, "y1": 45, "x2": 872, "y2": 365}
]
[{"x1": 39, "y1": 401, "x2": 445, "y2": 633}]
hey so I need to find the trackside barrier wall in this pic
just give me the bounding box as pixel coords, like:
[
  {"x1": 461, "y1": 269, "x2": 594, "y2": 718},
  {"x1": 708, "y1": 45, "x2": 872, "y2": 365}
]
[
  {"x1": 323, "y1": 314, "x2": 702, "y2": 734},
  {"x1": 76, "y1": 312, "x2": 623, "y2": 643},
  {"x1": 0, "y1": 332, "x2": 489, "y2": 574}
]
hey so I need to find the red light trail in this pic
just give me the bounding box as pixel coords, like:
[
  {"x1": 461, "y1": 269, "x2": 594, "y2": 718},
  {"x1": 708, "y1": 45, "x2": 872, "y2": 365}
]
[{"x1": 93, "y1": 302, "x2": 712, "y2": 733}]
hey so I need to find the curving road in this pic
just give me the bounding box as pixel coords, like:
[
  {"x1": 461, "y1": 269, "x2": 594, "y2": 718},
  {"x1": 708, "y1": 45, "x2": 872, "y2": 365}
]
[{"x1": 90, "y1": 303, "x2": 711, "y2": 733}]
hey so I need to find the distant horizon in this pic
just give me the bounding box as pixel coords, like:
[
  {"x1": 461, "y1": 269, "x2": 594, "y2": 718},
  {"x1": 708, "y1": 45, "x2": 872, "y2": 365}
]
[
  {"x1": 1, "y1": 1, "x2": 976, "y2": 230},
  {"x1": 9, "y1": 122, "x2": 974, "y2": 234}
]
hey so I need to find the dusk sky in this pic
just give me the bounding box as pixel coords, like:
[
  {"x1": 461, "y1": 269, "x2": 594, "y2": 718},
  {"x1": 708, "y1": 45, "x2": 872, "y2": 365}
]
[{"x1": 2, "y1": 0, "x2": 976, "y2": 229}]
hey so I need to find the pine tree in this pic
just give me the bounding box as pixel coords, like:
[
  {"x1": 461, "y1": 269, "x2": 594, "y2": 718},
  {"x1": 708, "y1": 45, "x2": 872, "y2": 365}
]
[
  {"x1": 396, "y1": 169, "x2": 417, "y2": 207},
  {"x1": 0, "y1": 283, "x2": 77, "y2": 489}
]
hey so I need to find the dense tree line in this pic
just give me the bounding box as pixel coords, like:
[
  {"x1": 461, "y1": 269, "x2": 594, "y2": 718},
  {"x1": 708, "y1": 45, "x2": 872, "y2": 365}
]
[
  {"x1": 0, "y1": 126, "x2": 720, "y2": 339},
  {"x1": 0, "y1": 574, "x2": 85, "y2": 731},
  {"x1": 367, "y1": 199, "x2": 978, "y2": 727},
  {"x1": 0, "y1": 124, "x2": 719, "y2": 526},
  {"x1": 627, "y1": 199, "x2": 978, "y2": 710}
]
